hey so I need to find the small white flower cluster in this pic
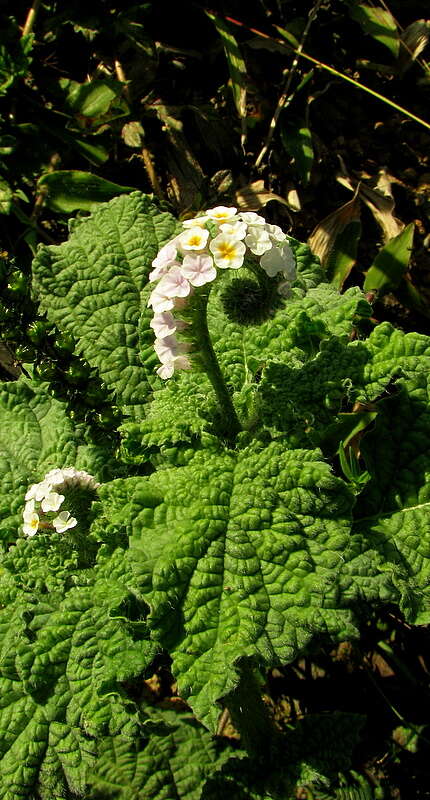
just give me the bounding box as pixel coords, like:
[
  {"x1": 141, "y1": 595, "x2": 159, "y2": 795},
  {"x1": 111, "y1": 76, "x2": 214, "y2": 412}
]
[
  {"x1": 22, "y1": 467, "x2": 100, "y2": 537},
  {"x1": 148, "y1": 207, "x2": 296, "y2": 379}
]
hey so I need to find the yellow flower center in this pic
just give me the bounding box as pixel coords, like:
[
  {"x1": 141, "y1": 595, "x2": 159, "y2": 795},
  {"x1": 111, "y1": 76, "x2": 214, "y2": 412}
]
[
  {"x1": 217, "y1": 242, "x2": 236, "y2": 260},
  {"x1": 188, "y1": 235, "x2": 202, "y2": 247}
]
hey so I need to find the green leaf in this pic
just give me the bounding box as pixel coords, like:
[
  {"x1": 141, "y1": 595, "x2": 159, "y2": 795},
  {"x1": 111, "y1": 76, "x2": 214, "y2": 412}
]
[
  {"x1": 280, "y1": 115, "x2": 314, "y2": 185},
  {"x1": 47, "y1": 125, "x2": 109, "y2": 166},
  {"x1": 129, "y1": 441, "x2": 357, "y2": 730},
  {"x1": 32, "y1": 192, "x2": 181, "y2": 416},
  {"x1": 206, "y1": 13, "x2": 247, "y2": 121},
  {"x1": 62, "y1": 77, "x2": 125, "y2": 118},
  {"x1": 0, "y1": 546, "x2": 156, "y2": 800},
  {"x1": 348, "y1": 2, "x2": 400, "y2": 57},
  {"x1": 0, "y1": 177, "x2": 12, "y2": 215},
  {"x1": 325, "y1": 219, "x2": 362, "y2": 290},
  {"x1": 0, "y1": 377, "x2": 119, "y2": 545},
  {"x1": 351, "y1": 325, "x2": 430, "y2": 622},
  {"x1": 89, "y1": 708, "x2": 242, "y2": 799},
  {"x1": 37, "y1": 170, "x2": 135, "y2": 213},
  {"x1": 122, "y1": 121, "x2": 145, "y2": 148},
  {"x1": 363, "y1": 222, "x2": 414, "y2": 294},
  {"x1": 0, "y1": 22, "x2": 33, "y2": 96}
]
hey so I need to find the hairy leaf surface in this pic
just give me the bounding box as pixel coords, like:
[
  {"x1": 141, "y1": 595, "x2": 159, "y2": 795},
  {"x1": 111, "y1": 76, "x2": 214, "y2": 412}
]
[
  {"x1": 32, "y1": 192, "x2": 180, "y2": 415},
  {"x1": 0, "y1": 545, "x2": 156, "y2": 799},
  {"x1": 128, "y1": 441, "x2": 358, "y2": 729},
  {"x1": 89, "y1": 709, "x2": 241, "y2": 800}
]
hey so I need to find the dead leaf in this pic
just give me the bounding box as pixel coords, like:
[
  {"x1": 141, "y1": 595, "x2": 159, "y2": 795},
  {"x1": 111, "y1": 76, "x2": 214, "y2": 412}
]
[
  {"x1": 308, "y1": 186, "x2": 361, "y2": 267},
  {"x1": 0, "y1": 342, "x2": 21, "y2": 379},
  {"x1": 399, "y1": 19, "x2": 430, "y2": 73},
  {"x1": 337, "y1": 166, "x2": 404, "y2": 241},
  {"x1": 234, "y1": 179, "x2": 291, "y2": 211}
]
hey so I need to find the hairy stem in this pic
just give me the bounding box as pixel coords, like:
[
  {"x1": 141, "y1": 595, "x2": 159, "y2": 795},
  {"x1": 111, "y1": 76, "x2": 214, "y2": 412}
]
[{"x1": 191, "y1": 291, "x2": 242, "y2": 443}]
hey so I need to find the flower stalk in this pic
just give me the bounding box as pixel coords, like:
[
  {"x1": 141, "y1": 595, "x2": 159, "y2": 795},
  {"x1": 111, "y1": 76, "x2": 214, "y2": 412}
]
[{"x1": 190, "y1": 290, "x2": 242, "y2": 443}]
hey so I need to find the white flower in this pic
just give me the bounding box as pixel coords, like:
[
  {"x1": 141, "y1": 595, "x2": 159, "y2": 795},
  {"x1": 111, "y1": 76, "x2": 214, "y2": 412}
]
[
  {"x1": 266, "y1": 223, "x2": 285, "y2": 243},
  {"x1": 150, "y1": 311, "x2": 187, "y2": 339},
  {"x1": 209, "y1": 234, "x2": 246, "y2": 269},
  {"x1": 148, "y1": 288, "x2": 175, "y2": 313},
  {"x1": 149, "y1": 242, "x2": 179, "y2": 282},
  {"x1": 148, "y1": 267, "x2": 191, "y2": 313},
  {"x1": 182, "y1": 215, "x2": 209, "y2": 228},
  {"x1": 181, "y1": 253, "x2": 217, "y2": 287},
  {"x1": 157, "y1": 267, "x2": 191, "y2": 299},
  {"x1": 219, "y1": 220, "x2": 248, "y2": 240},
  {"x1": 178, "y1": 227, "x2": 210, "y2": 251},
  {"x1": 43, "y1": 468, "x2": 64, "y2": 485},
  {"x1": 44, "y1": 467, "x2": 100, "y2": 491},
  {"x1": 25, "y1": 479, "x2": 52, "y2": 502},
  {"x1": 156, "y1": 354, "x2": 192, "y2": 380},
  {"x1": 245, "y1": 227, "x2": 272, "y2": 256},
  {"x1": 239, "y1": 212, "x2": 266, "y2": 226},
  {"x1": 52, "y1": 510, "x2": 78, "y2": 533},
  {"x1": 22, "y1": 500, "x2": 40, "y2": 537},
  {"x1": 206, "y1": 206, "x2": 238, "y2": 222},
  {"x1": 41, "y1": 491, "x2": 65, "y2": 513},
  {"x1": 260, "y1": 243, "x2": 296, "y2": 278},
  {"x1": 154, "y1": 334, "x2": 191, "y2": 364}
]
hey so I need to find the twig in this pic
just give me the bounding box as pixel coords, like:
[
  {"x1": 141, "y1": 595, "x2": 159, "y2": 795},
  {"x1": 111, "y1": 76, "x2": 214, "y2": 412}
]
[
  {"x1": 254, "y1": 0, "x2": 324, "y2": 169},
  {"x1": 22, "y1": 0, "x2": 42, "y2": 37}
]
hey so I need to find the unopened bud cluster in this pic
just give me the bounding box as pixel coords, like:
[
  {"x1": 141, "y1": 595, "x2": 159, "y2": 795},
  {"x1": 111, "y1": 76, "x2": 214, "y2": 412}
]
[
  {"x1": 22, "y1": 467, "x2": 100, "y2": 537},
  {"x1": 148, "y1": 207, "x2": 296, "y2": 379}
]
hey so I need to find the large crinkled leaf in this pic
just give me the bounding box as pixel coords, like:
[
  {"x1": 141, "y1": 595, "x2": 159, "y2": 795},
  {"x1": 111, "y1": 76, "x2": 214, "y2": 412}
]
[
  {"x1": 0, "y1": 377, "x2": 119, "y2": 545},
  {"x1": 0, "y1": 546, "x2": 156, "y2": 800},
  {"x1": 361, "y1": 322, "x2": 430, "y2": 399},
  {"x1": 128, "y1": 440, "x2": 359, "y2": 730},
  {"x1": 32, "y1": 192, "x2": 180, "y2": 416},
  {"x1": 352, "y1": 380, "x2": 430, "y2": 623},
  {"x1": 134, "y1": 281, "x2": 371, "y2": 464},
  {"x1": 89, "y1": 709, "x2": 242, "y2": 800},
  {"x1": 258, "y1": 335, "x2": 370, "y2": 443},
  {"x1": 203, "y1": 712, "x2": 365, "y2": 800}
]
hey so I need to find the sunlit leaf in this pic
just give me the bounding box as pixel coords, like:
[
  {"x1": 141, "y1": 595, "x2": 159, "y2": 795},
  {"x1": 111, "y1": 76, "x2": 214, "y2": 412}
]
[
  {"x1": 122, "y1": 121, "x2": 145, "y2": 148},
  {"x1": 37, "y1": 171, "x2": 135, "y2": 213},
  {"x1": 61, "y1": 78, "x2": 125, "y2": 119},
  {"x1": 206, "y1": 13, "x2": 247, "y2": 122},
  {"x1": 234, "y1": 180, "x2": 290, "y2": 210},
  {"x1": 363, "y1": 222, "x2": 414, "y2": 294},
  {"x1": 0, "y1": 177, "x2": 13, "y2": 215},
  {"x1": 399, "y1": 19, "x2": 430, "y2": 73},
  {"x1": 348, "y1": 2, "x2": 400, "y2": 58}
]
